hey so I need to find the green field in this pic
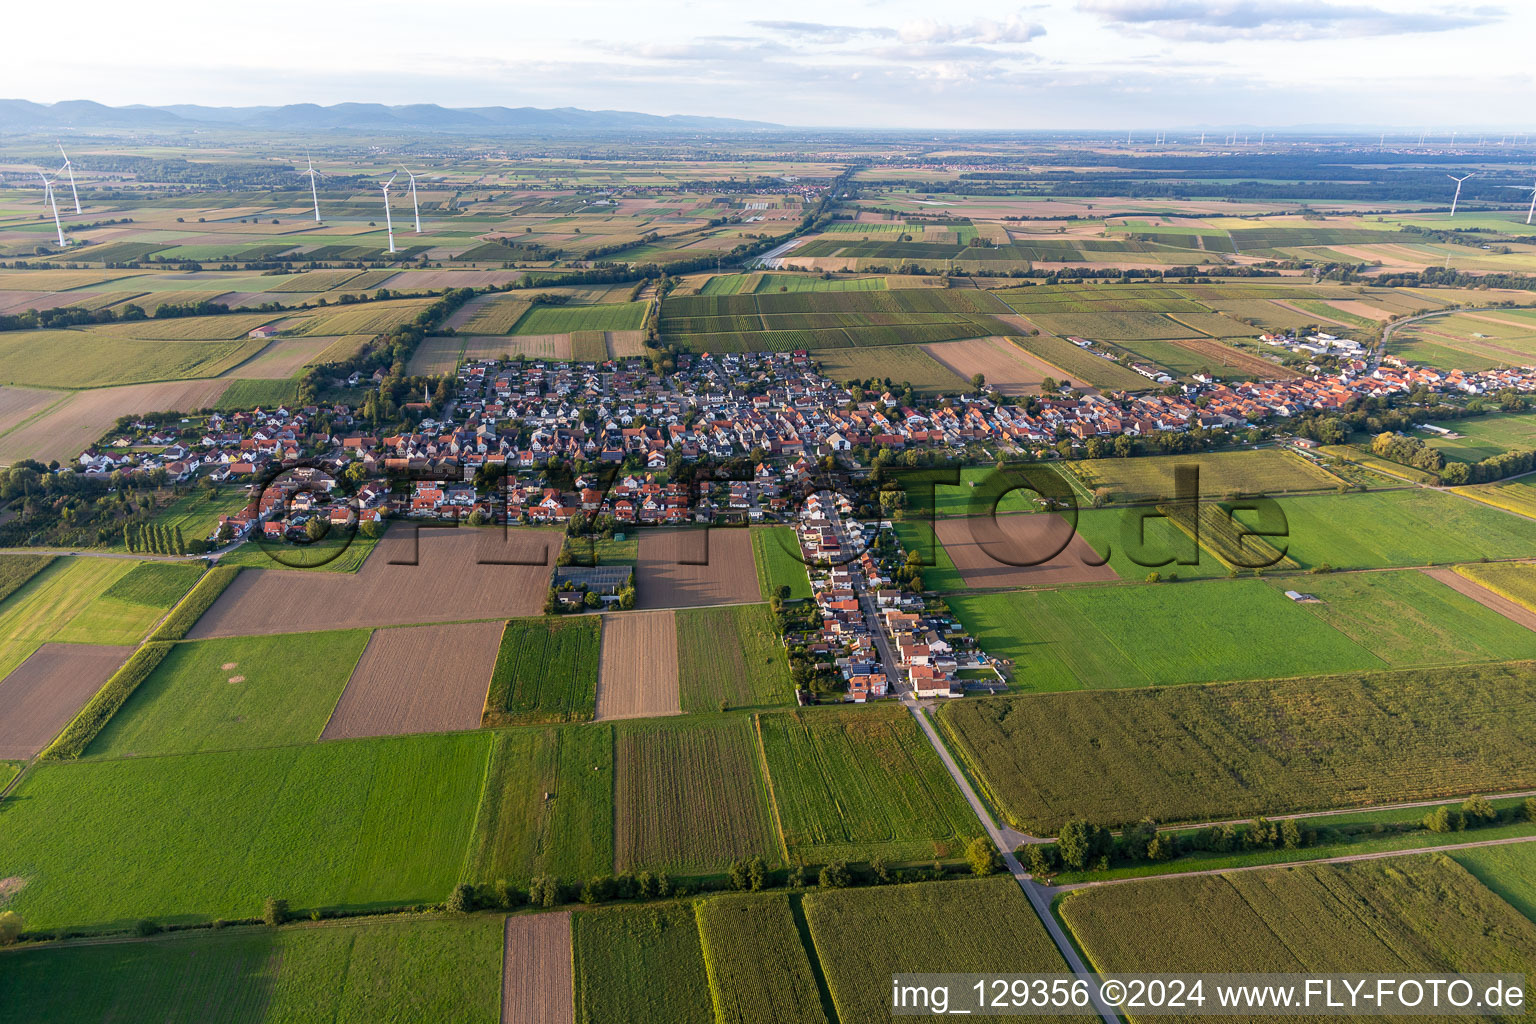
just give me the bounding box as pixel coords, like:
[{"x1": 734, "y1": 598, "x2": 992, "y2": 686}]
[
  {"x1": 937, "y1": 660, "x2": 1536, "y2": 832},
  {"x1": 0, "y1": 732, "x2": 491, "y2": 929},
  {"x1": 676, "y1": 604, "x2": 792, "y2": 713},
  {"x1": 0, "y1": 916, "x2": 505, "y2": 1023},
  {"x1": 1068, "y1": 448, "x2": 1340, "y2": 503},
  {"x1": 1277, "y1": 570, "x2": 1536, "y2": 668},
  {"x1": 695, "y1": 893, "x2": 830, "y2": 1024},
  {"x1": 573, "y1": 902, "x2": 714, "y2": 1024},
  {"x1": 1271, "y1": 489, "x2": 1536, "y2": 569},
  {"x1": 512, "y1": 301, "x2": 648, "y2": 334},
  {"x1": 1416, "y1": 414, "x2": 1536, "y2": 463},
  {"x1": 804, "y1": 878, "x2": 1065, "y2": 1024},
  {"x1": 141, "y1": 490, "x2": 253, "y2": 548},
  {"x1": 482, "y1": 617, "x2": 599, "y2": 726},
  {"x1": 217, "y1": 532, "x2": 379, "y2": 572},
  {"x1": 52, "y1": 562, "x2": 203, "y2": 645},
  {"x1": 811, "y1": 345, "x2": 967, "y2": 395},
  {"x1": 0, "y1": 330, "x2": 265, "y2": 388},
  {"x1": 915, "y1": 464, "x2": 1061, "y2": 518},
  {"x1": 891, "y1": 519, "x2": 966, "y2": 592},
  {"x1": 759, "y1": 705, "x2": 980, "y2": 862},
  {"x1": 613, "y1": 717, "x2": 781, "y2": 874},
  {"x1": 86, "y1": 631, "x2": 371, "y2": 757},
  {"x1": 1451, "y1": 843, "x2": 1536, "y2": 924},
  {"x1": 1455, "y1": 562, "x2": 1536, "y2": 613},
  {"x1": 465, "y1": 726, "x2": 613, "y2": 885},
  {"x1": 215, "y1": 378, "x2": 301, "y2": 410},
  {"x1": 751, "y1": 526, "x2": 811, "y2": 601},
  {"x1": 949, "y1": 578, "x2": 1381, "y2": 691},
  {"x1": 1060, "y1": 855, "x2": 1536, "y2": 978}
]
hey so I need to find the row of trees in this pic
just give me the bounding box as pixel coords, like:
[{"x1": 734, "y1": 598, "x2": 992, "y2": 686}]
[{"x1": 123, "y1": 521, "x2": 186, "y2": 555}]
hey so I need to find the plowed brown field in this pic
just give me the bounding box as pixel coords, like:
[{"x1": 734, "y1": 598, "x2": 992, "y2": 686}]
[
  {"x1": 595, "y1": 611, "x2": 680, "y2": 720},
  {"x1": 501, "y1": 913, "x2": 573, "y2": 1024},
  {"x1": 922, "y1": 336, "x2": 1057, "y2": 395},
  {"x1": 0, "y1": 379, "x2": 230, "y2": 466},
  {"x1": 635, "y1": 528, "x2": 760, "y2": 609},
  {"x1": 0, "y1": 643, "x2": 133, "y2": 758},
  {"x1": 934, "y1": 514, "x2": 1120, "y2": 588},
  {"x1": 189, "y1": 526, "x2": 554, "y2": 637},
  {"x1": 320, "y1": 620, "x2": 505, "y2": 739}
]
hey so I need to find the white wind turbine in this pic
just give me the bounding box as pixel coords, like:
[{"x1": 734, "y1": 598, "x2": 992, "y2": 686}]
[
  {"x1": 57, "y1": 144, "x2": 80, "y2": 214},
  {"x1": 304, "y1": 153, "x2": 323, "y2": 223},
  {"x1": 1498, "y1": 177, "x2": 1536, "y2": 225},
  {"x1": 401, "y1": 166, "x2": 421, "y2": 232},
  {"x1": 1447, "y1": 173, "x2": 1474, "y2": 217},
  {"x1": 379, "y1": 172, "x2": 398, "y2": 254},
  {"x1": 38, "y1": 170, "x2": 66, "y2": 247}
]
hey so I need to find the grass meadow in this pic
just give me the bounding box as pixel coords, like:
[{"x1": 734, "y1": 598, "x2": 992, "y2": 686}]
[
  {"x1": 751, "y1": 526, "x2": 812, "y2": 601},
  {"x1": 676, "y1": 604, "x2": 792, "y2": 713},
  {"x1": 482, "y1": 617, "x2": 600, "y2": 726},
  {"x1": 573, "y1": 903, "x2": 714, "y2": 1024}
]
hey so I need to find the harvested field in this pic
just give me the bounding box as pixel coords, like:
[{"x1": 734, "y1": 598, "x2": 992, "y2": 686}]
[
  {"x1": 934, "y1": 515, "x2": 1120, "y2": 588},
  {"x1": 1426, "y1": 568, "x2": 1536, "y2": 632},
  {"x1": 1326, "y1": 298, "x2": 1396, "y2": 321},
  {"x1": 408, "y1": 336, "x2": 464, "y2": 376},
  {"x1": 321, "y1": 620, "x2": 505, "y2": 739},
  {"x1": 605, "y1": 330, "x2": 646, "y2": 358},
  {"x1": 922, "y1": 336, "x2": 1058, "y2": 395},
  {"x1": 219, "y1": 336, "x2": 336, "y2": 379},
  {"x1": 0, "y1": 643, "x2": 133, "y2": 759},
  {"x1": 1165, "y1": 336, "x2": 1297, "y2": 378},
  {"x1": 0, "y1": 378, "x2": 230, "y2": 466},
  {"x1": 461, "y1": 333, "x2": 573, "y2": 362},
  {"x1": 187, "y1": 526, "x2": 553, "y2": 637},
  {"x1": 502, "y1": 913, "x2": 575, "y2": 1024},
  {"x1": 0, "y1": 386, "x2": 64, "y2": 437},
  {"x1": 595, "y1": 611, "x2": 680, "y2": 720},
  {"x1": 635, "y1": 528, "x2": 760, "y2": 609}
]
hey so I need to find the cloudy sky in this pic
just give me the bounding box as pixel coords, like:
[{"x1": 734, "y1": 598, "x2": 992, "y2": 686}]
[{"x1": 5, "y1": 0, "x2": 1529, "y2": 130}]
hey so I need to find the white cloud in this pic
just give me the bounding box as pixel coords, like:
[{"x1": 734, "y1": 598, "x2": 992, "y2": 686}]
[{"x1": 1078, "y1": 0, "x2": 1504, "y2": 40}]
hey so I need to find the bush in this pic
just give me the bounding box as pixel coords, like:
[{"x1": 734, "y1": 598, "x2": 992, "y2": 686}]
[
  {"x1": 747, "y1": 856, "x2": 768, "y2": 892},
  {"x1": 40, "y1": 642, "x2": 174, "y2": 759},
  {"x1": 966, "y1": 836, "x2": 1000, "y2": 877},
  {"x1": 1524, "y1": 797, "x2": 1536, "y2": 823},
  {"x1": 132, "y1": 919, "x2": 160, "y2": 938},
  {"x1": 818, "y1": 860, "x2": 852, "y2": 889},
  {"x1": 0, "y1": 911, "x2": 23, "y2": 945},
  {"x1": 529, "y1": 874, "x2": 561, "y2": 908},
  {"x1": 446, "y1": 883, "x2": 475, "y2": 913},
  {"x1": 1025, "y1": 843, "x2": 1059, "y2": 877},
  {"x1": 150, "y1": 565, "x2": 240, "y2": 641},
  {"x1": 263, "y1": 898, "x2": 289, "y2": 927}
]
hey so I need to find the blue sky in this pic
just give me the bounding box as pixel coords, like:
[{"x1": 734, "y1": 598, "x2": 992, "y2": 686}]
[{"x1": 5, "y1": 0, "x2": 1529, "y2": 130}]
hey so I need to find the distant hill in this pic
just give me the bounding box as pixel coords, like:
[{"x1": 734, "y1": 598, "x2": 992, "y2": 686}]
[{"x1": 0, "y1": 99, "x2": 783, "y2": 134}]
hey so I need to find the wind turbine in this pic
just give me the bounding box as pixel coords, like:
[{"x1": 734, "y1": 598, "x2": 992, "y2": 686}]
[
  {"x1": 38, "y1": 170, "x2": 66, "y2": 247},
  {"x1": 401, "y1": 166, "x2": 421, "y2": 232},
  {"x1": 57, "y1": 144, "x2": 80, "y2": 214},
  {"x1": 1447, "y1": 173, "x2": 1474, "y2": 217},
  {"x1": 379, "y1": 172, "x2": 398, "y2": 254},
  {"x1": 1498, "y1": 177, "x2": 1536, "y2": 225},
  {"x1": 303, "y1": 153, "x2": 323, "y2": 223}
]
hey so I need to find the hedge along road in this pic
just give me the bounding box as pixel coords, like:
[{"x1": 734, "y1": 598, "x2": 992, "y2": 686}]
[{"x1": 905, "y1": 699, "x2": 1123, "y2": 1024}]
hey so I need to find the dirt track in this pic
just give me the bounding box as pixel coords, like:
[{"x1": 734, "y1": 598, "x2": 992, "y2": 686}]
[
  {"x1": 1424, "y1": 568, "x2": 1536, "y2": 632},
  {"x1": 189, "y1": 527, "x2": 553, "y2": 637},
  {"x1": 501, "y1": 913, "x2": 574, "y2": 1024},
  {"x1": 935, "y1": 515, "x2": 1120, "y2": 588},
  {"x1": 320, "y1": 620, "x2": 505, "y2": 739},
  {"x1": 635, "y1": 528, "x2": 760, "y2": 609},
  {"x1": 0, "y1": 643, "x2": 134, "y2": 758},
  {"x1": 595, "y1": 611, "x2": 680, "y2": 720}
]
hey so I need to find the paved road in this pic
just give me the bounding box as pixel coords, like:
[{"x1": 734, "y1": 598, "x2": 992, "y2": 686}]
[
  {"x1": 908, "y1": 704, "x2": 1121, "y2": 1024},
  {"x1": 1045, "y1": 834, "x2": 1536, "y2": 895},
  {"x1": 0, "y1": 547, "x2": 198, "y2": 562}
]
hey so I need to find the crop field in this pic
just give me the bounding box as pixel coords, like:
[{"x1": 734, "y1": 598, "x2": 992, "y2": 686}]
[
  {"x1": 1391, "y1": 312, "x2": 1536, "y2": 370},
  {"x1": 0, "y1": 731, "x2": 492, "y2": 929},
  {"x1": 676, "y1": 604, "x2": 792, "y2": 712},
  {"x1": 635, "y1": 527, "x2": 761, "y2": 608},
  {"x1": 932, "y1": 513, "x2": 1120, "y2": 588},
  {"x1": 321, "y1": 621, "x2": 504, "y2": 739},
  {"x1": 938, "y1": 659, "x2": 1536, "y2": 831},
  {"x1": 0, "y1": 554, "x2": 55, "y2": 604},
  {"x1": 810, "y1": 344, "x2": 966, "y2": 394},
  {"x1": 1282, "y1": 570, "x2": 1536, "y2": 668},
  {"x1": 1452, "y1": 478, "x2": 1536, "y2": 517},
  {"x1": 570, "y1": 330, "x2": 609, "y2": 362},
  {"x1": 187, "y1": 526, "x2": 553, "y2": 636},
  {"x1": 1067, "y1": 448, "x2": 1340, "y2": 503},
  {"x1": 0, "y1": 643, "x2": 133, "y2": 759},
  {"x1": 0, "y1": 377, "x2": 231, "y2": 465},
  {"x1": 1270, "y1": 489, "x2": 1536, "y2": 569},
  {"x1": 1451, "y1": 844, "x2": 1536, "y2": 924},
  {"x1": 760, "y1": 705, "x2": 979, "y2": 862},
  {"x1": 483, "y1": 616, "x2": 600, "y2": 726},
  {"x1": 87, "y1": 630, "x2": 368, "y2": 757},
  {"x1": 950, "y1": 578, "x2": 1381, "y2": 691},
  {"x1": 455, "y1": 295, "x2": 532, "y2": 334},
  {"x1": 406, "y1": 335, "x2": 466, "y2": 375},
  {"x1": 605, "y1": 330, "x2": 647, "y2": 357},
  {"x1": 1006, "y1": 334, "x2": 1153, "y2": 391},
  {"x1": 0, "y1": 330, "x2": 265, "y2": 388},
  {"x1": 1159, "y1": 499, "x2": 1296, "y2": 570},
  {"x1": 461, "y1": 333, "x2": 573, "y2": 361},
  {"x1": 613, "y1": 717, "x2": 780, "y2": 873},
  {"x1": 921, "y1": 335, "x2": 1064, "y2": 395},
  {"x1": 503, "y1": 914, "x2": 574, "y2": 1024},
  {"x1": 596, "y1": 610, "x2": 680, "y2": 720},
  {"x1": 573, "y1": 902, "x2": 713, "y2": 1024},
  {"x1": 216, "y1": 531, "x2": 380, "y2": 573},
  {"x1": 0, "y1": 558, "x2": 176, "y2": 679},
  {"x1": 1060, "y1": 856, "x2": 1536, "y2": 980},
  {"x1": 751, "y1": 525, "x2": 812, "y2": 601},
  {"x1": 53, "y1": 561, "x2": 203, "y2": 644},
  {"x1": 95, "y1": 314, "x2": 281, "y2": 341},
  {"x1": 0, "y1": 385, "x2": 64, "y2": 437},
  {"x1": 695, "y1": 894, "x2": 829, "y2": 1024},
  {"x1": 1026, "y1": 311, "x2": 1205, "y2": 341},
  {"x1": 220, "y1": 335, "x2": 336, "y2": 378},
  {"x1": 805, "y1": 878, "x2": 1065, "y2": 1023},
  {"x1": 0, "y1": 916, "x2": 507, "y2": 1024},
  {"x1": 293, "y1": 298, "x2": 434, "y2": 337},
  {"x1": 512, "y1": 301, "x2": 648, "y2": 334},
  {"x1": 466, "y1": 726, "x2": 613, "y2": 884},
  {"x1": 1416, "y1": 413, "x2": 1536, "y2": 463},
  {"x1": 1454, "y1": 562, "x2": 1536, "y2": 614},
  {"x1": 214, "y1": 377, "x2": 299, "y2": 409}
]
